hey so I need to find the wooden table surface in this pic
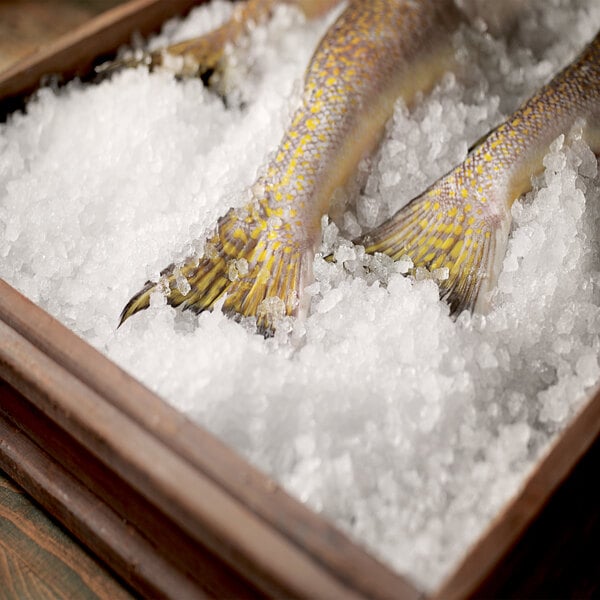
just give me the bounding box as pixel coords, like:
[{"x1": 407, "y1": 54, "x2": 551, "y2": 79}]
[
  {"x1": 1, "y1": 2, "x2": 599, "y2": 598},
  {"x1": 0, "y1": 470, "x2": 136, "y2": 600}
]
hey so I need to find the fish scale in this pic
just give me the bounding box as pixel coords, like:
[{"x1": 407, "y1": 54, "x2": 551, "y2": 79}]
[
  {"x1": 121, "y1": 0, "x2": 461, "y2": 334},
  {"x1": 360, "y1": 31, "x2": 600, "y2": 315},
  {"x1": 121, "y1": 0, "x2": 599, "y2": 333}
]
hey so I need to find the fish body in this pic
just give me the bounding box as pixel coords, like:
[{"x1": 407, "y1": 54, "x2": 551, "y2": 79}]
[
  {"x1": 360, "y1": 31, "x2": 600, "y2": 315},
  {"x1": 121, "y1": 0, "x2": 462, "y2": 333},
  {"x1": 122, "y1": 0, "x2": 600, "y2": 332}
]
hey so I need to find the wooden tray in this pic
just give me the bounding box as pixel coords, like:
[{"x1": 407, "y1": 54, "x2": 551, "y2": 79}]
[{"x1": 1, "y1": 1, "x2": 599, "y2": 597}]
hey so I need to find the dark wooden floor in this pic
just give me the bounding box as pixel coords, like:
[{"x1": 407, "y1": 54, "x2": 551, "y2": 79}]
[{"x1": 0, "y1": 470, "x2": 135, "y2": 600}]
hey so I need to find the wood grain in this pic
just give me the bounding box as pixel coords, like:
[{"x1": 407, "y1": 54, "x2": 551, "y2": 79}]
[
  {"x1": 0, "y1": 277, "x2": 418, "y2": 600},
  {"x1": 0, "y1": 279, "x2": 418, "y2": 599},
  {"x1": 0, "y1": 392, "x2": 237, "y2": 599},
  {"x1": 0, "y1": 0, "x2": 203, "y2": 118},
  {"x1": 0, "y1": 470, "x2": 134, "y2": 600},
  {"x1": 0, "y1": 1, "x2": 126, "y2": 74}
]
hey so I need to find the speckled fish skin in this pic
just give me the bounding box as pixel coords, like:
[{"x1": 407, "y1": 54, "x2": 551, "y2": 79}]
[
  {"x1": 121, "y1": 0, "x2": 463, "y2": 334},
  {"x1": 360, "y1": 31, "x2": 600, "y2": 316}
]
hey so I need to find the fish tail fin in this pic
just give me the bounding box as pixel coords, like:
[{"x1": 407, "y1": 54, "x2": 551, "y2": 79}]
[
  {"x1": 95, "y1": 34, "x2": 226, "y2": 82},
  {"x1": 358, "y1": 181, "x2": 511, "y2": 315},
  {"x1": 97, "y1": 1, "x2": 277, "y2": 81},
  {"x1": 94, "y1": 53, "x2": 151, "y2": 77},
  {"x1": 118, "y1": 249, "x2": 230, "y2": 327},
  {"x1": 119, "y1": 280, "x2": 154, "y2": 325},
  {"x1": 120, "y1": 204, "x2": 311, "y2": 336}
]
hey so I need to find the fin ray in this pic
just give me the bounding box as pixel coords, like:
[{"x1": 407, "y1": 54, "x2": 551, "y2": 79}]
[
  {"x1": 120, "y1": 205, "x2": 309, "y2": 336},
  {"x1": 357, "y1": 179, "x2": 508, "y2": 316}
]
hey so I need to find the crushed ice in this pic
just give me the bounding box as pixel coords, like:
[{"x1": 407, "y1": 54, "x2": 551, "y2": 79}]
[{"x1": 1, "y1": 0, "x2": 600, "y2": 591}]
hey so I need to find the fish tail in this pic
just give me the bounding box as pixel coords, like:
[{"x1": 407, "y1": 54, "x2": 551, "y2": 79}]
[
  {"x1": 120, "y1": 205, "x2": 311, "y2": 336},
  {"x1": 358, "y1": 180, "x2": 511, "y2": 315},
  {"x1": 96, "y1": 33, "x2": 227, "y2": 81},
  {"x1": 97, "y1": 0, "x2": 280, "y2": 81},
  {"x1": 118, "y1": 250, "x2": 230, "y2": 326}
]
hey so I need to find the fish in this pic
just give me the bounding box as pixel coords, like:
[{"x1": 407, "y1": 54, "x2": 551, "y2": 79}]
[
  {"x1": 356, "y1": 30, "x2": 600, "y2": 316},
  {"x1": 97, "y1": 0, "x2": 344, "y2": 83},
  {"x1": 120, "y1": 0, "x2": 463, "y2": 335}
]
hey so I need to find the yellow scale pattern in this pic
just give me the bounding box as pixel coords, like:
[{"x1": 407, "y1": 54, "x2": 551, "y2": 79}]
[
  {"x1": 121, "y1": 0, "x2": 460, "y2": 334},
  {"x1": 360, "y1": 32, "x2": 600, "y2": 314}
]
